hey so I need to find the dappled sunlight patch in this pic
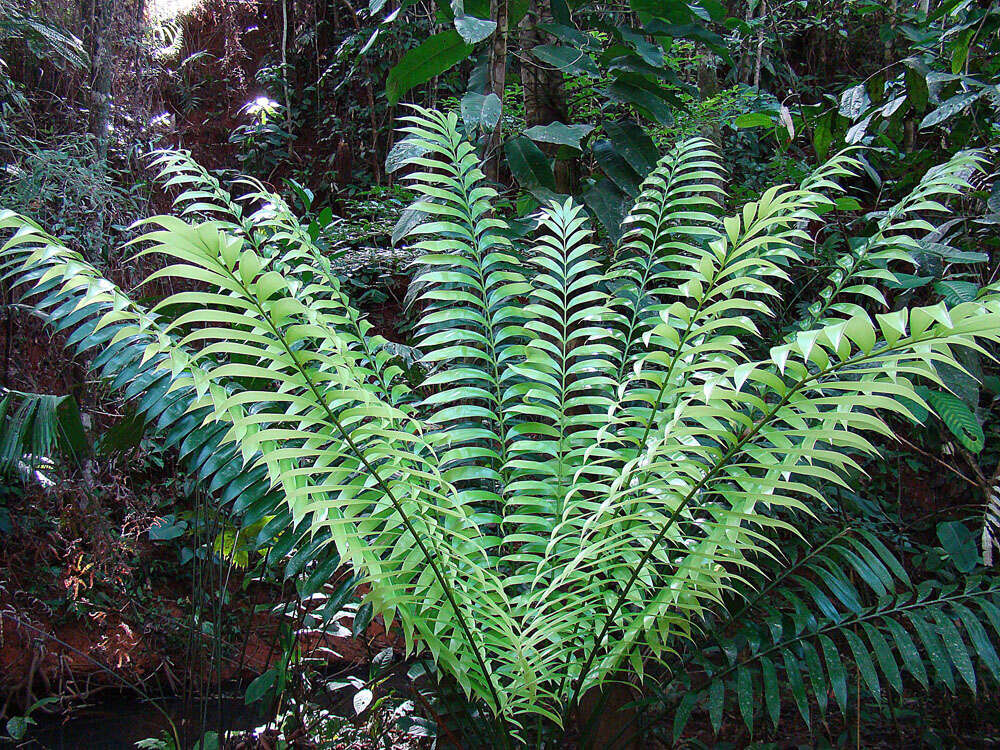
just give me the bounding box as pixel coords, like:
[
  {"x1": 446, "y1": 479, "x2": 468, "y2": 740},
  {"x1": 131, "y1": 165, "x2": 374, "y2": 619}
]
[{"x1": 147, "y1": 0, "x2": 207, "y2": 21}]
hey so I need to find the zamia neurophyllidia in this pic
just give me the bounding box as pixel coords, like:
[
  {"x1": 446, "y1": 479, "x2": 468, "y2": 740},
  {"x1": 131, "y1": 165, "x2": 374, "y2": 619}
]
[{"x1": 1, "y1": 106, "x2": 998, "y2": 741}]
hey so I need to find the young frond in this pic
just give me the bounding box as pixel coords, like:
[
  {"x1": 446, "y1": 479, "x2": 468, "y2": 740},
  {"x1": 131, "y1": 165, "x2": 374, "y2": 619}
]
[
  {"x1": 400, "y1": 106, "x2": 529, "y2": 509},
  {"x1": 610, "y1": 137, "x2": 725, "y2": 383}
]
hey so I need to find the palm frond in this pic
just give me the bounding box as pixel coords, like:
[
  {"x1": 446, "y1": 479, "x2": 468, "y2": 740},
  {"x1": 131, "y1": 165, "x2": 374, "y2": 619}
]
[{"x1": 0, "y1": 387, "x2": 88, "y2": 478}]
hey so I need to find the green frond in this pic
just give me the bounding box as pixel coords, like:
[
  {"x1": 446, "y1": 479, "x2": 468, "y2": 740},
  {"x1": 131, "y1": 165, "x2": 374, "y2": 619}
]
[
  {"x1": 673, "y1": 530, "x2": 1000, "y2": 738},
  {"x1": 3, "y1": 206, "x2": 516, "y2": 717},
  {"x1": 501, "y1": 198, "x2": 615, "y2": 587},
  {"x1": 798, "y1": 149, "x2": 985, "y2": 330},
  {"x1": 986, "y1": 486, "x2": 1000, "y2": 567},
  {"x1": 146, "y1": 150, "x2": 414, "y2": 408},
  {"x1": 560, "y1": 298, "x2": 1000, "y2": 704},
  {"x1": 396, "y1": 106, "x2": 529, "y2": 507},
  {"x1": 610, "y1": 137, "x2": 725, "y2": 384},
  {"x1": 610, "y1": 181, "x2": 828, "y2": 456},
  {"x1": 0, "y1": 5, "x2": 87, "y2": 70},
  {"x1": 606, "y1": 148, "x2": 862, "y2": 462},
  {"x1": 799, "y1": 147, "x2": 863, "y2": 206}
]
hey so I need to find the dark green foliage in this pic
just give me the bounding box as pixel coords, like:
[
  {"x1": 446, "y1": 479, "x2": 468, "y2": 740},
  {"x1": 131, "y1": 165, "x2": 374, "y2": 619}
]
[
  {"x1": 0, "y1": 389, "x2": 88, "y2": 475},
  {"x1": 0, "y1": 134, "x2": 146, "y2": 263},
  {"x1": 672, "y1": 527, "x2": 1000, "y2": 738}
]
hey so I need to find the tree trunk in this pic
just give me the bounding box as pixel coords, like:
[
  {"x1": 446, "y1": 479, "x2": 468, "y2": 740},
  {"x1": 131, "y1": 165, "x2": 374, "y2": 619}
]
[
  {"x1": 884, "y1": 0, "x2": 898, "y2": 68},
  {"x1": 697, "y1": 53, "x2": 721, "y2": 143},
  {"x1": 484, "y1": 0, "x2": 509, "y2": 183},
  {"x1": 81, "y1": 0, "x2": 113, "y2": 160},
  {"x1": 281, "y1": 0, "x2": 294, "y2": 147},
  {"x1": 575, "y1": 680, "x2": 641, "y2": 749},
  {"x1": 904, "y1": 117, "x2": 916, "y2": 153},
  {"x1": 753, "y1": 0, "x2": 766, "y2": 88},
  {"x1": 339, "y1": 0, "x2": 381, "y2": 183},
  {"x1": 740, "y1": 0, "x2": 754, "y2": 84},
  {"x1": 518, "y1": 0, "x2": 577, "y2": 193}
]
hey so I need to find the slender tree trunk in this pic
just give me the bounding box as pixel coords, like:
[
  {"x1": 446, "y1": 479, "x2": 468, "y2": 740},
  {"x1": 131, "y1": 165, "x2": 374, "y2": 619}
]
[
  {"x1": 484, "y1": 0, "x2": 508, "y2": 182},
  {"x1": 753, "y1": 0, "x2": 766, "y2": 89},
  {"x1": 697, "y1": 53, "x2": 720, "y2": 143},
  {"x1": 819, "y1": 30, "x2": 828, "y2": 80},
  {"x1": 339, "y1": 0, "x2": 380, "y2": 183},
  {"x1": 884, "y1": 0, "x2": 898, "y2": 68},
  {"x1": 82, "y1": 0, "x2": 113, "y2": 159},
  {"x1": 741, "y1": 0, "x2": 754, "y2": 84},
  {"x1": 518, "y1": 0, "x2": 577, "y2": 193},
  {"x1": 519, "y1": 0, "x2": 567, "y2": 128},
  {"x1": 904, "y1": 118, "x2": 916, "y2": 153},
  {"x1": 282, "y1": 0, "x2": 294, "y2": 149},
  {"x1": 576, "y1": 677, "x2": 640, "y2": 749}
]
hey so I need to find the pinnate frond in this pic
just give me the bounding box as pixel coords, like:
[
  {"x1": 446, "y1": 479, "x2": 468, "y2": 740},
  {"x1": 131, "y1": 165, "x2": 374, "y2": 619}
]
[
  {"x1": 673, "y1": 529, "x2": 1000, "y2": 738},
  {"x1": 799, "y1": 150, "x2": 985, "y2": 330}
]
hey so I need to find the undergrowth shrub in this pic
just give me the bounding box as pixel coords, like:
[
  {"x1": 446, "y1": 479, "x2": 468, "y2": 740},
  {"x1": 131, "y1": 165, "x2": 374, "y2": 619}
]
[{"x1": 0, "y1": 134, "x2": 146, "y2": 264}]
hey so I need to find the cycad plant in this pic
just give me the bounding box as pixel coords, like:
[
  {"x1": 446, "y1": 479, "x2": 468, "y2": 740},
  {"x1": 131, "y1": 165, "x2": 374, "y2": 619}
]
[{"x1": 3, "y1": 106, "x2": 1000, "y2": 744}]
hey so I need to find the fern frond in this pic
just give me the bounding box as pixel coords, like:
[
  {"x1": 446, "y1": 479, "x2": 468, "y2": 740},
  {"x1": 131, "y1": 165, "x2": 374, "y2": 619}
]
[
  {"x1": 798, "y1": 150, "x2": 985, "y2": 330},
  {"x1": 0, "y1": 5, "x2": 87, "y2": 70},
  {"x1": 563, "y1": 297, "x2": 1000, "y2": 705},
  {"x1": 0, "y1": 212, "x2": 282, "y2": 525},
  {"x1": 609, "y1": 137, "x2": 725, "y2": 383},
  {"x1": 610, "y1": 183, "x2": 821, "y2": 458},
  {"x1": 675, "y1": 545, "x2": 1000, "y2": 737},
  {"x1": 147, "y1": 150, "x2": 414, "y2": 408},
  {"x1": 398, "y1": 106, "x2": 529, "y2": 507},
  {"x1": 607, "y1": 149, "x2": 862, "y2": 462},
  {"x1": 3, "y1": 207, "x2": 511, "y2": 716},
  {"x1": 799, "y1": 147, "x2": 863, "y2": 205},
  {"x1": 502, "y1": 198, "x2": 615, "y2": 586},
  {"x1": 985, "y1": 479, "x2": 1000, "y2": 567}
]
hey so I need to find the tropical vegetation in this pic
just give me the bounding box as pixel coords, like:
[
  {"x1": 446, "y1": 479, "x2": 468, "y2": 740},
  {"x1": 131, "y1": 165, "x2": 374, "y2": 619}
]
[{"x1": 1, "y1": 0, "x2": 999, "y2": 747}]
